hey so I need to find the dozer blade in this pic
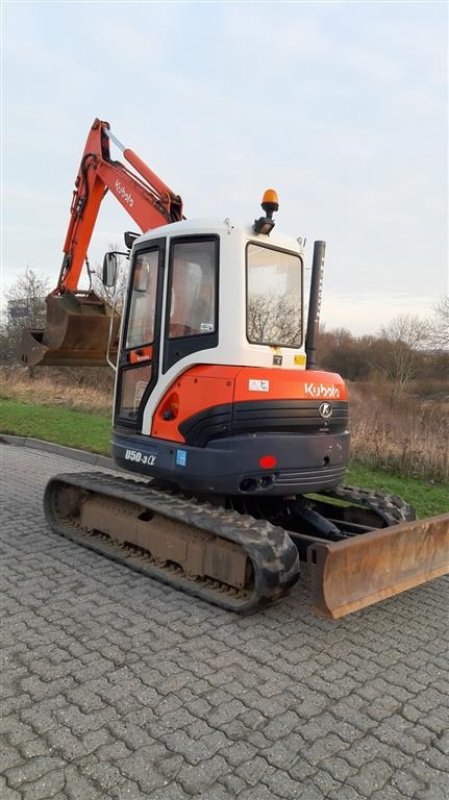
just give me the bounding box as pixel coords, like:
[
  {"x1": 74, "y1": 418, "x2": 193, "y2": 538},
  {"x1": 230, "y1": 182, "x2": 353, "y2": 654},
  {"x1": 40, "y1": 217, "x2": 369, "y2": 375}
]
[
  {"x1": 17, "y1": 292, "x2": 120, "y2": 368},
  {"x1": 308, "y1": 513, "x2": 449, "y2": 619}
]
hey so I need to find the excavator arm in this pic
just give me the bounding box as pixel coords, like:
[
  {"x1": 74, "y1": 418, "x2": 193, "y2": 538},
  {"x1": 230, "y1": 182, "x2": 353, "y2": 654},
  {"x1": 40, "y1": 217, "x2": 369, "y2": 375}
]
[{"x1": 19, "y1": 118, "x2": 183, "y2": 367}]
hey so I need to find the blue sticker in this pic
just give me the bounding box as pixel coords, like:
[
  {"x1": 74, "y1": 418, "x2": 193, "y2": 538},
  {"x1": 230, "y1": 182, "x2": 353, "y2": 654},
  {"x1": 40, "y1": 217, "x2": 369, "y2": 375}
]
[{"x1": 176, "y1": 449, "x2": 187, "y2": 467}]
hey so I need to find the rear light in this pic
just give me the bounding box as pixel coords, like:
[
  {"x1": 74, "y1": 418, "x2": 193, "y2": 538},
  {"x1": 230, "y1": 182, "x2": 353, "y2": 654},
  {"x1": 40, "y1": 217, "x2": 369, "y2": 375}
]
[{"x1": 259, "y1": 455, "x2": 277, "y2": 469}]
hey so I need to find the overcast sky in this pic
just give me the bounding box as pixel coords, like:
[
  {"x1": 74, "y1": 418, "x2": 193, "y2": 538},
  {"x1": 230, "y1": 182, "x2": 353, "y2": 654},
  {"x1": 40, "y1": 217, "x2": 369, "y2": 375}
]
[{"x1": 2, "y1": 1, "x2": 448, "y2": 335}]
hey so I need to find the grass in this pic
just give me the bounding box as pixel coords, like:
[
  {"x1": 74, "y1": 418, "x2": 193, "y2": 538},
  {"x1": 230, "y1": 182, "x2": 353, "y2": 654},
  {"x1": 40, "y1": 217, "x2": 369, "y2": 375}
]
[
  {"x1": 345, "y1": 463, "x2": 448, "y2": 519},
  {"x1": 349, "y1": 382, "x2": 449, "y2": 484},
  {"x1": 1, "y1": 397, "x2": 447, "y2": 519},
  {"x1": 0, "y1": 399, "x2": 111, "y2": 456}
]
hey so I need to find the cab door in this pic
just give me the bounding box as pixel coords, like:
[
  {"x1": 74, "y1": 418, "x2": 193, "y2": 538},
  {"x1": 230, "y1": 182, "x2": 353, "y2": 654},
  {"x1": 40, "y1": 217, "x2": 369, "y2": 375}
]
[{"x1": 114, "y1": 239, "x2": 165, "y2": 429}]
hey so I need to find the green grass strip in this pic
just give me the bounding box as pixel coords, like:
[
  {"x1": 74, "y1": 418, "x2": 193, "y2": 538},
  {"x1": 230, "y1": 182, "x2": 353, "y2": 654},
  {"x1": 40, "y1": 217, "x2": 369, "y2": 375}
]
[
  {"x1": 0, "y1": 399, "x2": 111, "y2": 456},
  {"x1": 346, "y1": 463, "x2": 449, "y2": 519}
]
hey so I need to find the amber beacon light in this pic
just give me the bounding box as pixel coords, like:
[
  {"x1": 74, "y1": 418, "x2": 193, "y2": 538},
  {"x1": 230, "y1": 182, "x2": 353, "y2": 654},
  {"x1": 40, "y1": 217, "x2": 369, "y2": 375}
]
[{"x1": 253, "y1": 188, "x2": 279, "y2": 235}]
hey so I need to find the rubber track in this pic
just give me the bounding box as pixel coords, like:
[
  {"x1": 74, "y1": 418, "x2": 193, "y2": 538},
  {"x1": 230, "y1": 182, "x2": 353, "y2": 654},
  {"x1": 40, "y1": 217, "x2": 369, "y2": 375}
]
[
  {"x1": 321, "y1": 484, "x2": 417, "y2": 526},
  {"x1": 44, "y1": 472, "x2": 300, "y2": 612}
]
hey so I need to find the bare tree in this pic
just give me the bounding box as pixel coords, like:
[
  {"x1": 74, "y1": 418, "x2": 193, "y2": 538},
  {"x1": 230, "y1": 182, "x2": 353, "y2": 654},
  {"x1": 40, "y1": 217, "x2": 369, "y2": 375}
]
[
  {"x1": 1, "y1": 268, "x2": 50, "y2": 362},
  {"x1": 379, "y1": 314, "x2": 432, "y2": 400},
  {"x1": 429, "y1": 296, "x2": 449, "y2": 350}
]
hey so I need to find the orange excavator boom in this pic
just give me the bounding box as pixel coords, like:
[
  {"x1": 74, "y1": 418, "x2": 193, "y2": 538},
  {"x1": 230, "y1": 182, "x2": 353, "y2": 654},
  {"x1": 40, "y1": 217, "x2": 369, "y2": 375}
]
[{"x1": 19, "y1": 118, "x2": 183, "y2": 367}]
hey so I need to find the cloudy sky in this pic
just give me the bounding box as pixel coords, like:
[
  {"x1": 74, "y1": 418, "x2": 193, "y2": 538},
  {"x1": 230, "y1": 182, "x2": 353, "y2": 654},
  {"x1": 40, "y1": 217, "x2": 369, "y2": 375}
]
[{"x1": 2, "y1": 1, "x2": 448, "y2": 334}]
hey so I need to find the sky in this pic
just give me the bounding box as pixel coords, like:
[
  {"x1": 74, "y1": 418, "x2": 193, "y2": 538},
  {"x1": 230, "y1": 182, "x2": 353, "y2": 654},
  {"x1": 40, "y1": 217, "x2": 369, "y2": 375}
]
[{"x1": 1, "y1": 0, "x2": 448, "y2": 335}]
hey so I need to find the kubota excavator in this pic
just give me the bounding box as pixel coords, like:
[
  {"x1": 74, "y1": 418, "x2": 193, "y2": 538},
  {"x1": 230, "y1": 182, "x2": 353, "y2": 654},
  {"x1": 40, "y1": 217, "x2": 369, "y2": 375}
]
[{"x1": 19, "y1": 118, "x2": 449, "y2": 618}]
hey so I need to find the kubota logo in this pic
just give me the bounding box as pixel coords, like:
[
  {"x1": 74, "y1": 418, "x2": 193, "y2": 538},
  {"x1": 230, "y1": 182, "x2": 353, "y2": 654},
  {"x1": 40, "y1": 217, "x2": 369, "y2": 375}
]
[
  {"x1": 304, "y1": 383, "x2": 341, "y2": 399},
  {"x1": 115, "y1": 180, "x2": 134, "y2": 207}
]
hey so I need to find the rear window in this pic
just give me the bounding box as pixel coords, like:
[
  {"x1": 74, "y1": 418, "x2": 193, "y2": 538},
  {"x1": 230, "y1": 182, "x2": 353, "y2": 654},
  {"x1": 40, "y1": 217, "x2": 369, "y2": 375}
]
[{"x1": 247, "y1": 243, "x2": 302, "y2": 347}]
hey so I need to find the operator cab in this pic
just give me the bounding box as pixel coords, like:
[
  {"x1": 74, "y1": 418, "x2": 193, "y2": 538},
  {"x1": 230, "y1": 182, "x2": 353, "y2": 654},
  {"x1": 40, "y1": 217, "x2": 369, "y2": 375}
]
[{"x1": 110, "y1": 213, "x2": 305, "y2": 430}]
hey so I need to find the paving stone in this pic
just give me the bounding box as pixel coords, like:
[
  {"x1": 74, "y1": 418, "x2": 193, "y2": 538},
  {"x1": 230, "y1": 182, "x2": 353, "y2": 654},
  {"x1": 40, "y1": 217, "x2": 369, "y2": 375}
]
[
  {"x1": 145, "y1": 783, "x2": 190, "y2": 800},
  {"x1": 5, "y1": 756, "x2": 66, "y2": 788},
  {"x1": 192, "y1": 784, "x2": 231, "y2": 800},
  {"x1": 236, "y1": 755, "x2": 274, "y2": 786},
  {"x1": 218, "y1": 741, "x2": 258, "y2": 767},
  {"x1": 0, "y1": 744, "x2": 24, "y2": 772},
  {"x1": 262, "y1": 735, "x2": 304, "y2": 769},
  {"x1": 154, "y1": 751, "x2": 185, "y2": 780},
  {"x1": 79, "y1": 759, "x2": 126, "y2": 792},
  {"x1": 371, "y1": 786, "x2": 416, "y2": 800},
  {"x1": 21, "y1": 770, "x2": 66, "y2": 800},
  {"x1": 187, "y1": 730, "x2": 229, "y2": 765},
  {"x1": 406, "y1": 758, "x2": 449, "y2": 796},
  {"x1": 2, "y1": 444, "x2": 449, "y2": 800},
  {"x1": 0, "y1": 776, "x2": 22, "y2": 800},
  {"x1": 325, "y1": 785, "x2": 366, "y2": 800},
  {"x1": 17, "y1": 738, "x2": 52, "y2": 760},
  {"x1": 88, "y1": 739, "x2": 131, "y2": 762},
  {"x1": 262, "y1": 768, "x2": 305, "y2": 798},
  {"x1": 416, "y1": 744, "x2": 449, "y2": 771},
  {"x1": 219, "y1": 772, "x2": 247, "y2": 796},
  {"x1": 348, "y1": 758, "x2": 395, "y2": 795},
  {"x1": 177, "y1": 755, "x2": 230, "y2": 794},
  {"x1": 415, "y1": 787, "x2": 449, "y2": 800},
  {"x1": 319, "y1": 754, "x2": 358, "y2": 782},
  {"x1": 238, "y1": 786, "x2": 278, "y2": 800},
  {"x1": 3, "y1": 715, "x2": 40, "y2": 746},
  {"x1": 107, "y1": 779, "x2": 153, "y2": 799},
  {"x1": 114, "y1": 745, "x2": 169, "y2": 793}
]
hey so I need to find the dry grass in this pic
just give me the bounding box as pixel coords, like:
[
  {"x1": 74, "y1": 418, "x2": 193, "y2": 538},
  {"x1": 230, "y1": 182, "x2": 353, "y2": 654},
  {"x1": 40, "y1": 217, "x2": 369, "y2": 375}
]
[
  {"x1": 0, "y1": 366, "x2": 113, "y2": 415},
  {"x1": 349, "y1": 381, "x2": 449, "y2": 484}
]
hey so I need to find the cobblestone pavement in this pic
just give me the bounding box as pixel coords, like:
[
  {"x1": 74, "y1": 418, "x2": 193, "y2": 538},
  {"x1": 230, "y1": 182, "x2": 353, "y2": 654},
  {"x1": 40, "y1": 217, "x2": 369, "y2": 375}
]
[{"x1": 1, "y1": 443, "x2": 448, "y2": 800}]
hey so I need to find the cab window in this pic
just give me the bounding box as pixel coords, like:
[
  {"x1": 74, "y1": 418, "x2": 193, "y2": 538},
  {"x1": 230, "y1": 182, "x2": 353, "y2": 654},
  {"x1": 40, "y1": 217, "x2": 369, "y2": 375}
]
[
  {"x1": 168, "y1": 240, "x2": 217, "y2": 338},
  {"x1": 247, "y1": 243, "x2": 303, "y2": 347},
  {"x1": 125, "y1": 250, "x2": 159, "y2": 350}
]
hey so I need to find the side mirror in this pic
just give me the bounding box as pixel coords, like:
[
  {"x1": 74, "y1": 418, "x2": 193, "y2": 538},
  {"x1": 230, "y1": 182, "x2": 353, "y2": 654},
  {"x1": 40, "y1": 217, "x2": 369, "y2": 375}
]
[{"x1": 102, "y1": 253, "x2": 118, "y2": 287}]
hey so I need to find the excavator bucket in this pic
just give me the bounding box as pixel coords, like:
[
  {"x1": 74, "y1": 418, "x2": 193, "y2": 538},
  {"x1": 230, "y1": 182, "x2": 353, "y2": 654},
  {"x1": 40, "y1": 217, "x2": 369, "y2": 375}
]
[
  {"x1": 18, "y1": 292, "x2": 120, "y2": 368},
  {"x1": 308, "y1": 513, "x2": 449, "y2": 618}
]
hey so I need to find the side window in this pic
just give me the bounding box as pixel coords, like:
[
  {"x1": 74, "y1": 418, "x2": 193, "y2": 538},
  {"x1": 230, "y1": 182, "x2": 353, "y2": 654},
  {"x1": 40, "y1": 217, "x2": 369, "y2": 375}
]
[
  {"x1": 125, "y1": 250, "x2": 159, "y2": 349},
  {"x1": 168, "y1": 240, "x2": 217, "y2": 339}
]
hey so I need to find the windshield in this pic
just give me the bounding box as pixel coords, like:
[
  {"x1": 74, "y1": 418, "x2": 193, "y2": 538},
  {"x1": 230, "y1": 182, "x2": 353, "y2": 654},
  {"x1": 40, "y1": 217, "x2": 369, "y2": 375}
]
[{"x1": 246, "y1": 243, "x2": 302, "y2": 347}]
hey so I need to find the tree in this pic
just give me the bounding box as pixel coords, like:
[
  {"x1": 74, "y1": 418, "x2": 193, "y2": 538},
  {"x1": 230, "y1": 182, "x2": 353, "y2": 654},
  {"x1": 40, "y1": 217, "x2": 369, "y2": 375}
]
[
  {"x1": 378, "y1": 314, "x2": 432, "y2": 400},
  {"x1": 316, "y1": 327, "x2": 373, "y2": 380},
  {"x1": 92, "y1": 243, "x2": 130, "y2": 314},
  {"x1": 430, "y1": 296, "x2": 449, "y2": 350},
  {"x1": 0, "y1": 268, "x2": 50, "y2": 363}
]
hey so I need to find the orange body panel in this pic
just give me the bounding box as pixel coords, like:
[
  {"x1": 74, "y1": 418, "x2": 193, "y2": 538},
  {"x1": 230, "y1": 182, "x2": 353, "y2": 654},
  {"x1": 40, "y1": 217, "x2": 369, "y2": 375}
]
[
  {"x1": 151, "y1": 366, "x2": 238, "y2": 442},
  {"x1": 151, "y1": 365, "x2": 347, "y2": 442}
]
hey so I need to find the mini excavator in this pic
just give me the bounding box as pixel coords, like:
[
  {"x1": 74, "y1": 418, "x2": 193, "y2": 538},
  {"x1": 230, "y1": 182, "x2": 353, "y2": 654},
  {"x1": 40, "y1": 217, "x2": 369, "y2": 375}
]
[{"x1": 19, "y1": 119, "x2": 449, "y2": 618}]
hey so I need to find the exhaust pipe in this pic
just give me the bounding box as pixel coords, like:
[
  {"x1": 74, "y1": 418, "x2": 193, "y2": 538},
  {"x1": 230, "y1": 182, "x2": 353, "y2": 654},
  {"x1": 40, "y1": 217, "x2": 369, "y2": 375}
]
[{"x1": 305, "y1": 240, "x2": 326, "y2": 370}]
